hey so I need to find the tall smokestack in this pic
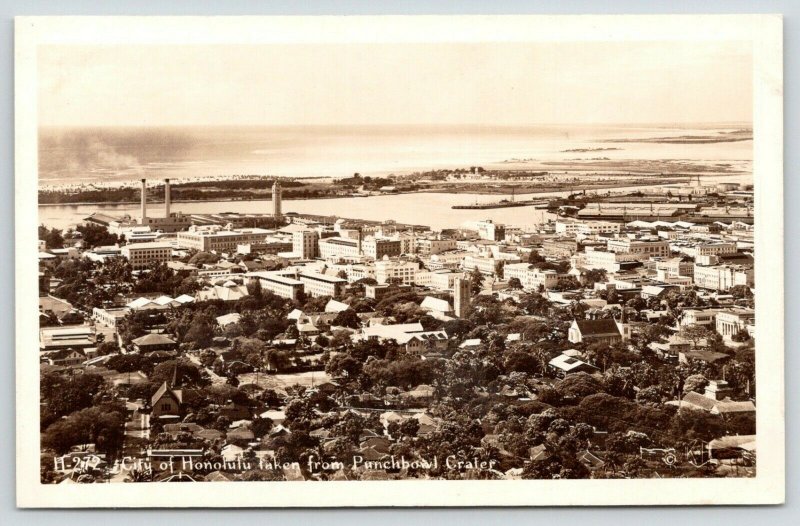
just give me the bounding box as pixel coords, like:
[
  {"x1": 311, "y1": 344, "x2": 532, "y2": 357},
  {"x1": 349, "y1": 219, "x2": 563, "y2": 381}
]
[
  {"x1": 140, "y1": 179, "x2": 147, "y2": 223},
  {"x1": 164, "y1": 178, "x2": 171, "y2": 218}
]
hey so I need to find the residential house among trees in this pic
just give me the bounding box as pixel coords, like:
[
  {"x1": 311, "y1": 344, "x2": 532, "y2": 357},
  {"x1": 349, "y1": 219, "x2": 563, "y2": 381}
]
[{"x1": 567, "y1": 318, "x2": 623, "y2": 345}]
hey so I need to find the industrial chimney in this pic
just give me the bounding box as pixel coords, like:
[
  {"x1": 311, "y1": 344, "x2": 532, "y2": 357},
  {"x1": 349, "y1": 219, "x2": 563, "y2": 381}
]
[
  {"x1": 164, "y1": 178, "x2": 171, "y2": 218},
  {"x1": 140, "y1": 178, "x2": 147, "y2": 224}
]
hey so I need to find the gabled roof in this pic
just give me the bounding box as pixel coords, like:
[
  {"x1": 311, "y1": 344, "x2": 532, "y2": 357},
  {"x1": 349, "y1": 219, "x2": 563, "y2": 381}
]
[
  {"x1": 324, "y1": 299, "x2": 351, "y2": 313},
  {"x1": 549, "y1": 354, "x2": 593, "y2": 372},
  {"x1": 681, "y1": 391, "x2": 717, "y2": 412},
  {"x1": 420, "y1": 296, "x2": 452, "y2": 313},
  {"x1": 132, "y1": 333, "x2": 176, "y2": 347},
  {"x1": 713, "y1": 400, "x2": 756, "y2": 414},
  {"x1": 573, "y1": 318, "x2": 621, "y2": 337},
  {"x1": 151, "y1": 381, "x2": 183, "y2": 407},
  {"x1": 127, "y1": 297, "x2": 157, "y2": 309},
  {"x1": 49, "y1": 348, "x2": 85, "y2": 360},
  {"x1": 154, "y1": 295, "x2": 176, "y2": 305},
  {"x1": 227, "y1": 428, "x2": 255, "y2": 440},
  {"x1": 216, "y1": 313, "x2": 242, "y2": 326},
  {"x1": 174, "y1": 294, "x2": 195, "y2": 304},
  {"x1": 287, "y1": 308, "x2": 304, "y2": 320}
]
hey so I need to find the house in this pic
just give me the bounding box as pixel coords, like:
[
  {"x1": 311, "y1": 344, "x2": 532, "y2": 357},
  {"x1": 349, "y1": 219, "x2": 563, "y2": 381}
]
[
  {"x1": 227, "y1": 428, "x2": 255, "y2": 442},
  {"x1": 131, "y1": 333, "x2": 178, "y2": 354},
  {"x1": 259, "y1": 409, "x2": 286, "y2": 426},
  {"x1": 680, "y1": 392, "x2": 756, "y2": 416},
  {"x1": 220, "y1": 444, "x2": 245, "y2": 462},
  {"x1": 404, "y1": 331, "x2": 449, "y2": 354},
  {"x1": 163, "y1": 423, "x2": 204, "y2": 439},
  {"x1": 420, "y1": 296, "x2": 453, "y2": 315},
  {"x1": 640, "y1": 284, "x2": 678, "y2": 300},
  {"x1": 195, "y1": 282, "x2": 250, "y2": 302},
  {"x1": 359, "y1": 322, "x2": 425, "y2": 343},
  {"x1": 150, "y1": 381, "x2": 183, "y2": 420},
  {"x1": 529, "y1": 444, "x2": 552, "y2": 462},
  {"x1": 707, "y1": 435, "x2": 756, "y2": 460},
  {"x1": 459, "y1": 338, "x2": 482, "y2": 350},
  {"x1": 577, "y1": 450, "x2": 606, "y2": 471},
  {"x1": 46, "y1": 348, "x2": 85, "y2": 366},
  {"x1": 400, "y1": 384, "x2": 436, "y2": 403},
  {"x1": 567, "y1": 319, "x2": 623, "y2": 345},
  {"x1": 650, "y1": 334, "x2": 691, "y2": 359},
  {"x1": 324, "y1": 299, "x2": 351, "y2": 313},
  {"x1": 195, "y1": 429, "x2": 224, "y2": 442},
  {"x1": 218, "y1": 402, "x2": 253, "y2": 421},
  {"x1": 216, "y1": 312, "x2": 242, "y2": 328},
  {"x1": 678, "y1": 350, "x2": 731, "y2": 365},
  {"x1": 548, "y1": 354, "x2": 598, "y2": 377}
]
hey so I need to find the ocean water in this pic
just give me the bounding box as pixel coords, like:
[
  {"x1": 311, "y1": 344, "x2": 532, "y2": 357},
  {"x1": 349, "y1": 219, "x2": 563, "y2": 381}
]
[
  {"x1": 38, "y1": 174, "x2": 750, "y2": 232},
  {"x1": 38, "y1": 124, "x2": 752, "y2": 185}
]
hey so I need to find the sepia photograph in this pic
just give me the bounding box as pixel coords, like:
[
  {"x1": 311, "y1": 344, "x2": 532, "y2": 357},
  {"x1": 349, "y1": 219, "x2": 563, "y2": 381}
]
[{"x1": 15, "y1": 15, "x2": 784, "y2": 506}]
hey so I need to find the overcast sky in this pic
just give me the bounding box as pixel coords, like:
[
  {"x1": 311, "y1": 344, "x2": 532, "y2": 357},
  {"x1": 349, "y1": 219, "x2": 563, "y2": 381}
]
[{"x1": 38, "y1": 41, "x2": 752, "y2": 127}]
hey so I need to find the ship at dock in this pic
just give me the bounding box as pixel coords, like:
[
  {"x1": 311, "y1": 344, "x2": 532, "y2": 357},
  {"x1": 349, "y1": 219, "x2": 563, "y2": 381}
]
[{"x1": 452, "y1": 186, "x2": 549, "y2": 210}]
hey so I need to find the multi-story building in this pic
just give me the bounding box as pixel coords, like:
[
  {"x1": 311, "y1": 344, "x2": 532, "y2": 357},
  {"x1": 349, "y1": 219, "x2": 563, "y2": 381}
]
[
  {"x1": 426, "y1": 251, "x2": 469, "y2": 270},
  {"x1": 715, "y1": 308, "x2": 755, "y2": 339},
  {"x1": 555, "y1": 220, "x2": 621, "y2": 236},
  {"x1": 237, "y1": 240, "x2": 293, "y2": 256},
  {"x1": 375, "y1": 259, "x2": 419, "y2": 285},
  {"x1": 475, "y1": 220, "x2": 506, "y2": 241},
  {"x1": 415, "y1": 238, "x2": 458, "y2": 256},
  {"x1": 121, "y1": 241, "x2": 173, "y2": 270},
  {"x1": 365, "y1": 283, "x2": 412, "y2": 300},
  {"x1": 292, "y1": 230, "x2": 319, "y2": 259},
  {"x1": 680, "y1": 308, "x2": 721, "y2": 328},
  {"x1": 339, "y1": 264, "x2": 375, "y2": 283},
  {"x1": 606, "y1": 237, "x2": 671, "y2": 258},
  {"x1": 362, "y1": 237, "x2": 403, "y2": 259},
  {"x1": 540, "y1": 237, "x2": 579, "y2": 258},
  {"x1": 581, "y1": 248, "x2": 639, "y2": 273},
  {"x1": 415, "y1": 270, "x2": 465, "y2": 290},
  {"x1": 695, "y1": 242, "x2": 738, "y2": 257},
  {"x1": 298, "y1": 272, "x2": 347, "y2": 298},
  {"x1": 318, "y1": 236, "x2": 361, "y2": 261},
  {"x1": 176, "y1": 226, "x2": 273, "y2": 252},
  {"x1": 655, "y1": 257, "x2": 695, "y2": 278},
  {"x1": 247, "y1": 271, "x2": 304, "y2": 300},
  {"x1": 91, "y1": 307, "x2": 131, "y2": 328},
  {"x1": 577, "y1": 221, "x2": 621, "y2": 235},
  {"x1": 503, "y1": 263, "x2": 571, "y2": 290},
  {"x1": 693, "y1": 264, "x2": 754, "y2": 291},
  {"x1": 462, "y1": 255, "x2": 500, "y2": 276}
]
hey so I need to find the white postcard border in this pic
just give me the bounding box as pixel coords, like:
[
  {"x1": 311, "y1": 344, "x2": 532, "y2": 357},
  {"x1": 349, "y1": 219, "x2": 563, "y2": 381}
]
[{"x1": 15, "y1": 14, "x2": 784, "y2": 507}]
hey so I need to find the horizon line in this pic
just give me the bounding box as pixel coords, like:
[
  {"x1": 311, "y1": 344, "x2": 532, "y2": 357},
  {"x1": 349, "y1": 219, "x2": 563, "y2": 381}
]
[{"x1": 38, "y1": 121, "x2": 753, "y2": 129}]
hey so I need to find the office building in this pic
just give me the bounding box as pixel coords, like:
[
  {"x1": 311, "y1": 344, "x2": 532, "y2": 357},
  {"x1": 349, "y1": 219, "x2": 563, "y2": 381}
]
[
  {"x1": 121, "y1": 241, "x2": 173, "y2": 270},
  {"x1": 293, "y1": 230, "x2": 319, "y2": 259},
  {"x1": 298, "y1": 272, "x2": 347, "y2": 298},
  {"x1": 375, "y1": 259, "x2": 419, "y2": 285}
]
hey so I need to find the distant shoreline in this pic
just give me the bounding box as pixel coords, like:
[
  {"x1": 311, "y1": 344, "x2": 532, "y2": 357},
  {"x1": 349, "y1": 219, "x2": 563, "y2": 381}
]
[{"x1": 36, "y1": 176, "x2": 725, "y2": 208}]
